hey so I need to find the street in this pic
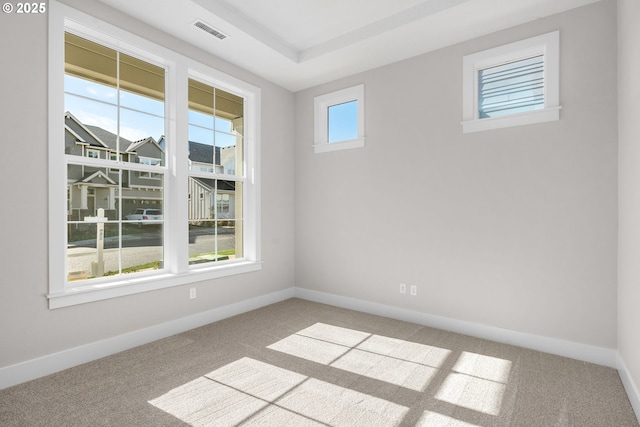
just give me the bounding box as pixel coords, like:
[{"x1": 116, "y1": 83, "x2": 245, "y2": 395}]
[{"x1": 67, "y1": 227, "x2": 236, "y2": 278}]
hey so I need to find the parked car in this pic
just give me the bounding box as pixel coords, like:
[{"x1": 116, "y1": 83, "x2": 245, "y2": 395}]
[{"x1": 125, "y1": 208, "x2": 163, "y2": 226}]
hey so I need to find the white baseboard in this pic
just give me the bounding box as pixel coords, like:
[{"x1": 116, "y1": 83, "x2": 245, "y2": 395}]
[
  {"x1": 0, "y1": 288, "x2": 295, "y2": 391},
  {"x1": 618, "y1": 354, "x2": 640, "y2": 423},
  {"x1": 294, "y1": 287, "x2": 618, "y2": 368}
]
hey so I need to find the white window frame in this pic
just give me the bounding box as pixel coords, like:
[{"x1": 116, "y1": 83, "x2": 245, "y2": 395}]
[
  {"x1": 461, "y1": 31, "x2": 561, "y2": 133},
  {"x1": 138, "y1": 156, "x2": 162, "y2": 179},
  {"x1": 48, "y1": 1, "x2": 261, "y2": 309},
  {"x1": 313, "y1": 84, "x2": 365, "y2": 153},
  {"x1": 85, "y1": 148, "x2": 100, "y2": 159}
]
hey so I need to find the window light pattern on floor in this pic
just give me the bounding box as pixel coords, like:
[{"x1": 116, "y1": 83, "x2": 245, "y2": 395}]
[
  {"x1": 267, "y1": 322, "x2": 450, "y2": 392},
  {"x1": 435, "y1": 352, "x2": 511, "y2": 416},
  {"x1": 149, "y1": 357, "x2": 408, "y2": 426},
  {"x1": 149, "y1": 322, "x2": 513, "y2": 426}
]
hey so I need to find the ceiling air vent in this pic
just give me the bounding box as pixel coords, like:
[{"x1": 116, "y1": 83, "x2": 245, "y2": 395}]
[{"x1": 194, "y1": 20, "x2": 227, "y2": 40}]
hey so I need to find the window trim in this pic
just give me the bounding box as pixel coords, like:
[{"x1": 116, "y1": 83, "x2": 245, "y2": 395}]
[
  {"x1": 461, "y1": 31, "x2": 561, "y2": 133},
  {"x1": 313, "y1": 84, "x2": 365, "y2": 153},
  {"x1": 85, "y1": 148, "x2": 100, "y2": 159},
  {"x1": 138, "y1": 156, "x2": 162, "y2": 179},
  {"x1": 48, "y1": 1, "x2": 261, "y2": 309}
]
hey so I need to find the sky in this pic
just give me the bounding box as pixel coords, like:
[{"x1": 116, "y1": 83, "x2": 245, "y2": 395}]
[
  {"x1": 65, "y1": 73, "x2": 360, "y2": 147},
  {"x1": 328, "y1": 100, "x2": 358, "y2": 143},
  {"x1": 64, "y1": 75, "x2": 235, "y2": 148}
]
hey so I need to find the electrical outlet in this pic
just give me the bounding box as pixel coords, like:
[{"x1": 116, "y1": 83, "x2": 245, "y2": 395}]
[
  {"x1": 189, "y1": 287, "x2": 196, "y2": 299},
  {"x1": 410, "y1": 285, "x2": 417, "y2": 296},
  {"x1": 399, "y1": 283, "x2": 406, "y2": 294}
]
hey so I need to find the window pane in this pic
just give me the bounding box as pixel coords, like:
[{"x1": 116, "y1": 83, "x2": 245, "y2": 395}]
[
  {"x1": 188, "y1": 137, "x2": 218, "y2": 173},
  {"x1": 65, "y1": 32, "x2": 166, "y2": 163},
  {"x1": 478, "y1": 55, "x2": 544, "y2": 118},
  {"x1": 67, "y1": 223, "x2": 163, "y2": 281},
  {"x1": 122, "y1": 174, "x2": 164, "y2": 226},
  {"x1": 67, "y1": 164, "x2": 120, "y2": 220},
  {"x1": 67, "y1": 222, "x2": 109, "y2": 281},
  {"x1": 189, "y1": 109, "x2": 214, "y2": 129},
  {"x1": 66, "y1": 162, "x2": 164, "y2": 283},
  {"x1": 120, "y1": 108, "x2": 165, "y2": 165},
  {"x1": 119, "y1": 52, "x2": 165, "y2": 106},
  {"x1": 65, "y1": 32, "x2": 117, "y2": 90},
  {"x1": 120, "y1": 90, "x2": 165, "y2": 118},
  {"x1": 188, "y1": 79, "x2": 244, "y2": 177},
  {"x1": 188, "y1": 220, "x2": 240, "y2": 265},
  {"x1": 64, "y1": 96, "x2": 120, "y2": 156},
  {"x1": 65, "y1": 74, "x2": 117, "y2": 104},
  {"x1": 188, "y1": 180, "x2": 242, "y2": 265},
  {"x1": 328, "y1": 100, "x2": 358, "y2": 143}
]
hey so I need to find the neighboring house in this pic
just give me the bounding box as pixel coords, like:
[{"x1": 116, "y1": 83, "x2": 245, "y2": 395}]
[
  {"x1": 188, "y1": 176, "x2": 236, "y2": 221},
  {"x1": 65, "y1": 112, "x2": 164, "y2": 221},
  {"x1": 188, "y1": 141, "x2": 236, "y2": 220},
  {"x1": 65, "y1": 112, "x2": 235, "y2": 222}
]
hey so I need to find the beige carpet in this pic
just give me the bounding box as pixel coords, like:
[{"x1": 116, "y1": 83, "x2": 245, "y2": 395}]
[{"x1": 0, "y1": 298, "x2": 637, "y2": 426}]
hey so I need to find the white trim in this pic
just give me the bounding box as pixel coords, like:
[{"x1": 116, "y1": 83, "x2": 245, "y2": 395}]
[
  {"x1": 314, "y1": 84, "x2": 365, "y2": 153},
  {"x1": 618, "y1": 354, "x2": 640, "y2": 423},
  {"x1": 49, "y1": 261, "x2": 263, "y2": 309},
  {"x1": 294, "y1": 287, "x2": 618, "y2": 368},
  {"x1": 49, "y1": 0, "x2": 67, "y2": 297},
  {"x1": 462, "y1": 31, "x2": 560, "y2": 133},
  {"x1": 461, "y1": 106, "x2": 561, "y2": 133},
  {"x1": 1, "y1": 288, "x2": 294, "y2": 390},
  {"x1": 313, "y1": 137, "x2": 365, "y2": 153}
]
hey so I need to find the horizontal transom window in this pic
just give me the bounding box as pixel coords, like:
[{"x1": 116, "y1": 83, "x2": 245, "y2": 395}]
[{"x1": 462, "y1": 31, "x2": 560, "y2": 133}]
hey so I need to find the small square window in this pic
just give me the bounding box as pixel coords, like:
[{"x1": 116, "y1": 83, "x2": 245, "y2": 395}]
[
  {"x1": 314, "y1": 84, "x2": 365, "y2": 153},
  {"x1": 462, "y1": 31, "x2": 560, "y2": 133}
]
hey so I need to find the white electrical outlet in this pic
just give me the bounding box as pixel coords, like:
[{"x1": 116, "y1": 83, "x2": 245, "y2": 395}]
[
  {"x1": 189, "y1": 287, "x2": 196, "y2": 299},
  {"x1": 410, "y1": 285, "x2": 417, "y2": 296},
  {"x1": 400, "y1": 283, "x2": 407, "y2": 294}
]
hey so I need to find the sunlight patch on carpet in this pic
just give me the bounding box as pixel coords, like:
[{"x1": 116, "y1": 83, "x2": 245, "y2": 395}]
[
  {"x1": 268, "y1": 323, "x2": 450, "y2": 391},
  {"x1": 149, "y1": 357, "x2": 408, "y2": 426},
  {"x1": 435, "y1": 352, "x2": 512, "y2": 416},
  {"x1": 417, "y1": 411, "x2": 481, "y2": 426}
]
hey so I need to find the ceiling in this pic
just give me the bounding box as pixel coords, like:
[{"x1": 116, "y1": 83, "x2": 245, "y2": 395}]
[{"x1": 99, "y1": 0, "x2": 599, "y2": 92}]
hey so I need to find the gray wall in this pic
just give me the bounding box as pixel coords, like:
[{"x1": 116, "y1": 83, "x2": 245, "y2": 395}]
[
  {"x1": 618, "y1": 0, "x2": 640, "y2": 407},
  {"x1": 294, "y1": 0, "x2": 618, "y2": 349},
  {"x1": 0, "y1": 0, "x2": 295, "y2": 368},
  {"x1": 0, "y1": 0, "x2": 631, "y2": 392}
]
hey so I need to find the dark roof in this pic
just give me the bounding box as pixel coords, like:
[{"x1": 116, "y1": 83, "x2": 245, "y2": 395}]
[
  {"x1": 192, "y1": 177, "x2": 235, "y2": 191},
  {"x1": 64, "y1": 113, "x2": 138, "y2": 151},
  {"x1": 66, "y1": 113, "x2": 221, "y2": 167},
  {"x1": 66, "y1": 115, "x2": 106, "y2": 148},
  {"x1": 189, "y1": 141, "x2": 221, "y2": 165},
  {"x1": 85, "y1": 125, "x2": 135, "y2": 151}
]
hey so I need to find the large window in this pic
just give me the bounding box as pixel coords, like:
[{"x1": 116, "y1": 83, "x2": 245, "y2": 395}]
[
  {"x1": 461, "y1": 31, "x2": 560, "y2": 133},
  {"x1": 187, "y1": 78, "x2": 244, "y2": 266},
  {"x1": 48, "y1": 2, "x2": 261, "y2": 308},
  {"x1": 64, "y1": 32, "x2": 166, "y2": 282}
]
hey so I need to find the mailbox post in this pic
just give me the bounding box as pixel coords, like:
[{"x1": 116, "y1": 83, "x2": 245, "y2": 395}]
[{"x1": 84, "y1": 208, "x2": 106, "y2": 277}]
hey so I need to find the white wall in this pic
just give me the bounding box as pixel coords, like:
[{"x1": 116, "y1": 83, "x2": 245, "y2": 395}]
[
  {"x1": 294, "y1": 0, "x2": 618, "y2": 349},
  {"x1": 0, "y1": 0, "x2": 295, "y2": 370},
  {"x1": 617, "y1": 0, "x2": 640, "y2": 414}
]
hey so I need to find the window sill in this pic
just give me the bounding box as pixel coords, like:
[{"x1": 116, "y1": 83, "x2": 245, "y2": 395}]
[
  {"x1": 313, "y1": 137, "x2": 365, "y2": 154},
  {"x1": 47, "y1": 261, "x2": 263, "y2": 309},
  {"x1": 462, "y1": 106, "x2": 561, "y2": 133}
]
